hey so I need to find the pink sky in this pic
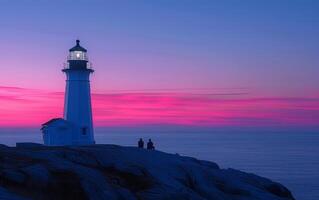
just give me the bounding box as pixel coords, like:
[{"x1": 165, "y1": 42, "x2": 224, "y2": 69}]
[{"x1": 0, "y1": 85, "x2": 318, "y2": 127}]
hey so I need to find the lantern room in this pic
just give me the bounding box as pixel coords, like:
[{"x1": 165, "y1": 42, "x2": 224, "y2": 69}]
[
  {"x1": 68, "y1": 40, "x2": 88, "y2": 61},
  {"x1": 65, "y1": 40, "x2": 92, "y2": 70}
]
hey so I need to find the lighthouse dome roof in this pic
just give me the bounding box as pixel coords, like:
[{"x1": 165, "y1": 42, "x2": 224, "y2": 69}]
[{"x1": 69, "y1": 40, "x2": 87, "y2": 52}]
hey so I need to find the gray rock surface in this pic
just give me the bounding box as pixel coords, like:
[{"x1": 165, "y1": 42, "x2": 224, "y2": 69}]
[{"x1": 0, "y1": 144, "x2": 295, "y2": 200}]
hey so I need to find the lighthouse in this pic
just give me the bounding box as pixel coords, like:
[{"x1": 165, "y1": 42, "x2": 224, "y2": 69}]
[
  {"x1": 41, "y1": 40, "x2": 95, "y2": 146},
  {"x1": 63, "y1": 40, "x2": 95, "y2": 145}
]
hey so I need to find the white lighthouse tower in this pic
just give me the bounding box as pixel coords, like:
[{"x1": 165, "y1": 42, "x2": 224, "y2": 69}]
[
  {"x1": 63, "y1": 40, "x2": 95, "y2": 145},
  {"x1": 41, "y1": 40, "x2": 95, "y2": 146}
]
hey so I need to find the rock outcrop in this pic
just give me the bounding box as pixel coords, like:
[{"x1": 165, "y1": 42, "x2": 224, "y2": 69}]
[{"x1": 0, "y1": 144, "x2": 295, "y2": 200}]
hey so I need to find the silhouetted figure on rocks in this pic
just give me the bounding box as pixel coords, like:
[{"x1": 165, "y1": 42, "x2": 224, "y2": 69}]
[
  {"x1": 147, "y1": 139, "x2": 155, "y2": 150},
  {"x1": 138, "y1": 138, "x2": 144, "y2": 148}
]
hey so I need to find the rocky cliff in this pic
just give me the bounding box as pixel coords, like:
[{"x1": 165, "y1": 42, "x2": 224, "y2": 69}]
[{"x1": 0, "y1": 144, "x2": 295, "y2": 200}]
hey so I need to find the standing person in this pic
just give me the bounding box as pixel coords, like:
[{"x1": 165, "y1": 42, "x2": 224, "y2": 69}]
[
  {"x1": 147, "y1": 139, "x2": 155, "y2": 150},
  {"x1": 138, "y1": 138, "x2": 144, "y2": 148}
]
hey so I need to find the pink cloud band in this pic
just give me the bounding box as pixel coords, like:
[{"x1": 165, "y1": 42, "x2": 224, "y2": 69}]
[{"x1": 0, "y1": 86, "x2": 318, "y2": 127}]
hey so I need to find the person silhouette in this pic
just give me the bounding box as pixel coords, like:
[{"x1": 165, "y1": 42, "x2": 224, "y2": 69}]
[
  {"x1": 138, "y1": 138, "x2": 144, "y2": 148},
  {"x1": 147, "y1": 139, "x2": 155, "y2": 150}
]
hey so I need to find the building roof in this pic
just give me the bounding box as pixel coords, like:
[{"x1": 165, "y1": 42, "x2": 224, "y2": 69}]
[
  {"x1": 41, "y1": 118, "x2": 64, "y2": 126},
  {"x1": 69, "y1": 40, "x2": 87, "y2": 52}
]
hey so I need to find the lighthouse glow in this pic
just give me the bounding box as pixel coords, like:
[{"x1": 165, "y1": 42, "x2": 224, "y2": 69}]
[{"x1": 68, "y1": 51, "x2": 87, "y2": 61}]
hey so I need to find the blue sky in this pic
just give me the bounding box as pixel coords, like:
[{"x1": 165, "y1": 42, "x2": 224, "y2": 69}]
[{"x1": 0, "y1": 0, "x2": 318, "y2": 127}]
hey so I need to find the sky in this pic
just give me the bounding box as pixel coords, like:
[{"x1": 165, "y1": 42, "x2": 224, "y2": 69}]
[{"x1": 0, "y1": 0, "x2": 318, "y2": 128}]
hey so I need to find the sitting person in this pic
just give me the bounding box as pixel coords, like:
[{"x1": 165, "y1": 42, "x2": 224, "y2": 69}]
[
  {"x1": 147, "y1": 139, "x2": 155, "y2": 150},
  {"x1": 138, "y1": 138, "x2": 144, "y2": 148}
]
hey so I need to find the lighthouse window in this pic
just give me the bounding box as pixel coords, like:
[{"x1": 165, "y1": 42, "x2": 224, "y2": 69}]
[
  {"x1": 69, "y1": 51, "x2": 87, "y2": 60},
  {"x1": 82, "y1": 127, "x2": 87, "y2": 135}
]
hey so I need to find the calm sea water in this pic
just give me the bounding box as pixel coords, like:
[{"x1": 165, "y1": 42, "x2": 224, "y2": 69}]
[{"x1": 0, "y1": 127, "x2": 318, "y2": 200}]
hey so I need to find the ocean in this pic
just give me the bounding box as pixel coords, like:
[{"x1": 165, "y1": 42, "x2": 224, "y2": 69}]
[{"x1": 0, "y1": 127, "x2": 318, "y2": 200}]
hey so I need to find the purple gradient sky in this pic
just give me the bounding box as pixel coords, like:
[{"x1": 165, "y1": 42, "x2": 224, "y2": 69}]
[{"x1": 0, "y1": 1, "x2": 318, "y2": 127}]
